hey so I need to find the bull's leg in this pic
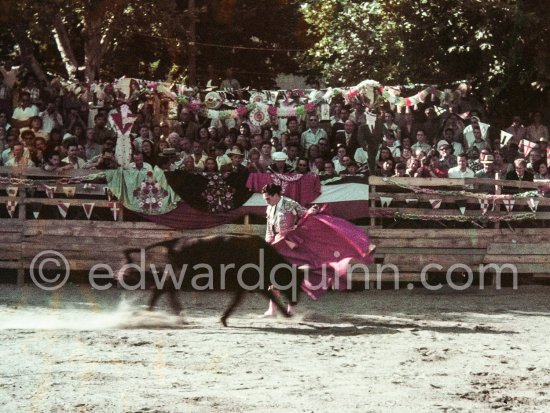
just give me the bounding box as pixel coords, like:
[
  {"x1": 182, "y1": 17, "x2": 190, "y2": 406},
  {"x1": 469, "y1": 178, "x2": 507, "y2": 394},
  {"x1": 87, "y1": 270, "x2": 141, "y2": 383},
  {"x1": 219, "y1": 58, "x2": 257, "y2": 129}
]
[
  {"x1": 263, "y1": 289, "x2": 291, "y2": 318},
  {"x1": 167, "y1": 290, "x2": 183, "y2": 315},
  {"x1": 220, "y1": 290, "x2": 244, "y2": 327},
  {"x1": 148, "y1": 289, "x2": 165, "y2": 311}
]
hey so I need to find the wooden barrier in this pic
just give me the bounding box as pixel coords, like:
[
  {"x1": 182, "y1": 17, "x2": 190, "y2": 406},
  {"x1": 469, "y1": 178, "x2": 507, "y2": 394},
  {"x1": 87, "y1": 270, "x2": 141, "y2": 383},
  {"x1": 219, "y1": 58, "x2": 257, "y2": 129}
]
[{"x1": 0, "y1": 167, "x2": 549, "y2": 285}]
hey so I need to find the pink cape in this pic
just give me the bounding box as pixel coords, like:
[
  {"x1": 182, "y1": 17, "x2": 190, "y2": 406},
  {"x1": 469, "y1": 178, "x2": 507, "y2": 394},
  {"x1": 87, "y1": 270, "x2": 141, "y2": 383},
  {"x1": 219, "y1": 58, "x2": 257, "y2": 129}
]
[{"x1": 270, "y1": 210, "x2": 372, "y2": 300}]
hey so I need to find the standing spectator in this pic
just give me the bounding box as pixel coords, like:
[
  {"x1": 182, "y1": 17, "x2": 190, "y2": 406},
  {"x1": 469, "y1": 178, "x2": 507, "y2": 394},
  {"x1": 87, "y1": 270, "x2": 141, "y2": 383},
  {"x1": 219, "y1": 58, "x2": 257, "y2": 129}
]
[
  {"x1": 39, "y1": 101, "x2": 64, "y2": 135},
  {"x1": 174, "y1": 108, "x2": 199, "y2": 141},
  {"x1": 526, "y1": 111, "x2": 549, "y2": 142},
  {"x1": 11, "y1": 91, "x2": 39, "y2": 129},
  {"x1": 505, "y1": 115, "x2": 527, "y2": 145}
]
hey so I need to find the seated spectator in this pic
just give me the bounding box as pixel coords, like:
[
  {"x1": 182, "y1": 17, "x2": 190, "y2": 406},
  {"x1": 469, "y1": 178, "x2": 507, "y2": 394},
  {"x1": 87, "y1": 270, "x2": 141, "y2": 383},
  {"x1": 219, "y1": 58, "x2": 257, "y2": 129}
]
[
  {"x1": 247, "y1": 147, "x2": 263, "y2": 173},
  {"x1": 506, "y1": 158, "x2": 533, "y2": 181},
  {"x1": 427, "y1": 154, "x2": 448, "y2": 178},
  {"x1": 295, "y1": 157, "x2": 311, "y2": 175},
  {"x1": 393, "y1": 162, "x2": 410, "y2": 177},
  {"x1": 378, "y1": 159, "x2": 395, "y2": 177},
  {"x1": 448, "y1": 153, "x2": 475, "y2": 178},
  {"x1": 62, "y1": 142, "x2": 86, "y2": 169},
  {"x1": 129, "y1": 152, "x2": 153, "y2": 171},
  {"x1": 406, "y1": 158, "x2": 421, "y2": 177},
  {"x1": 4, "y1": 142, "x2": 35, "y2": 167},
  {"x1": 534, "y1": 161, "x2": 550, "y2": 180},
  {"x1": 375, "y1": 146, "x2": 394, "y2": 175},
  {"x1": 43, "y1": 151, "x2": 71, "y2": 172},
  {"x1": 94, "y1": 147, "x2": 119, "y2": 170},
  {"x1": 332, "y1": 144, "x2": 349, "y2": 173},
  {"x1": 438, "y1": 143, "x2": 457, "y2": 171},
  {"x1": 411, "y1": 129, "x2": 432, "y2": 154},
  {"x1": 492, "y1": 149, "x2": 512, "y2": 177},
  {"x1": 31, "y1": 136, "x2": 47, "y2": 167},
  {"x1": 320, "y1": 160, "x2": 338, "y2": 181},
  {"x1": 203, "y1": 157, "x2": 219, "y2": 173},
  {"x1": 267, "y1": 151, "x2": 294, "y2": 174},
  {"x1": 475, "y1": 155, "x2": 497, "y2": 193}
]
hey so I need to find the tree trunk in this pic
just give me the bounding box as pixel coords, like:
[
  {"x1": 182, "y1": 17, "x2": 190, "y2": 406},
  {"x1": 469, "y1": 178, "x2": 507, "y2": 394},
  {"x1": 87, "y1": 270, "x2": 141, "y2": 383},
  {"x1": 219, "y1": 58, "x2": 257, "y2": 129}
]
[
  {"x1": 52, "y1": 16, "x2": 79, "y2": 79},
  {"x1": 11, "y1": 22, "x2": 49, "y2": 85}
]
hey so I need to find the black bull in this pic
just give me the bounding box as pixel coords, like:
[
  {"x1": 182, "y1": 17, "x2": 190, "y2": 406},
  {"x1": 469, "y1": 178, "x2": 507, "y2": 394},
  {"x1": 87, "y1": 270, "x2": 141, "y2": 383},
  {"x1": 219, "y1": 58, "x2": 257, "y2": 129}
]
[{"x1": 117, "y1": 234, "x2": 303, "y2": 326}]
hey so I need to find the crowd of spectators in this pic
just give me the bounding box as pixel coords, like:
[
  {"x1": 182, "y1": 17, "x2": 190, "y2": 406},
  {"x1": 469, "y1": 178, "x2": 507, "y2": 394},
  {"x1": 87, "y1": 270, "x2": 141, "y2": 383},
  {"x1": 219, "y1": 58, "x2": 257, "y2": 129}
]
[{"x1": 1, "y1": 67, "x2": 549, "y2": 194}]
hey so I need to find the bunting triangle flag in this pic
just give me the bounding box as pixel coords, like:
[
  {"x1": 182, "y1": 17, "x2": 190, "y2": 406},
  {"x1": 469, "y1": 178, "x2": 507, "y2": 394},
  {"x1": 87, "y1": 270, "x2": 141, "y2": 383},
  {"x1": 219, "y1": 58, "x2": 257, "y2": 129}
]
[
  {"x1": 433, "y1": 106, "x2": 447, "y2": 116},
  {"x1": 57, "y1": 202, "x2": 70, "y2": 219},
  {"x1": 405, "y1": 198, "x2": 418, "y2": 205},
  {"x1": 527, "y1": 198, "x2": 539, "y2": 212},
  {"x1": 456, "y1": 200, "x2": 467, "y2": 215},
  {"x1": 380, "y1": 197, "x2": 393, "y2": 208},
  {"x1": 502, "y1": 199, "x2": 515, "y2": 212},
  {"x1": 82, "y1": 203, "x2": 95, "y2": 220},
  {"x1": 44, "y1": 185, "x2": 56, "y2": 199},
  {"x1": 520, "y1": 139, "x2": 537, "y2": 157},
  {"x1": 7, "y1": 186, "x2": 18, "y2": 197},
  {"x1": 429, "y1": 199, "x2": 442, "y2": 209},
  {"x1": 33, "y1": 211, "x2": 40, "y2": 219},
  {"x1": 109, "y1": 201, "x2": 121, "y2": 221},
  {"x1": 478, "y1": 199, "x2": 489, "y2": 215},
  {"x1": 63, "y1": 186, "x2": 76, "y2": 198},
  {"x1": 6, "y1": 200, "x2": 17, "y2": 218},
  {"x1": 500, "y1": 130, "x2": 513, "y2": 146}
]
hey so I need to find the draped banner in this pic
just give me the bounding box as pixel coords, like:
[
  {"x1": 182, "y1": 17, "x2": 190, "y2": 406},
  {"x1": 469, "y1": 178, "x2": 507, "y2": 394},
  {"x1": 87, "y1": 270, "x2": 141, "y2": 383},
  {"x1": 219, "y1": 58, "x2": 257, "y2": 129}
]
[{"x1": 104, "y1": 167, "x2": 180, "y2": 215}]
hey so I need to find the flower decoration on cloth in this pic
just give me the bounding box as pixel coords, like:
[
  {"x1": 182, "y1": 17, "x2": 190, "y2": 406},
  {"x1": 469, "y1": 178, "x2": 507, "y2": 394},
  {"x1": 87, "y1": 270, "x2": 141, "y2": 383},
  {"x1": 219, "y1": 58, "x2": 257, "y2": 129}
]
[
  {"x1": 204, "y1": 91, "x2": 223, "y2": 109},
  {"x1": 249, "y1": 92, "x2": 266, "y2": 104},
  {"x1": 109, "y1": 104, "x2": 137, "y2": 169},
  {"x1": 201, "y1": 173, "x2": 235, "y2": 213},
  {"x1": 249, "y1": 107, "x2": 269, "y2": 126},
  {"x1": 236, "y1": 106, "x2": 249, "y2": 118},
  {"x1": 132, "y1": 170, "x2": 169, "y2": 213}
]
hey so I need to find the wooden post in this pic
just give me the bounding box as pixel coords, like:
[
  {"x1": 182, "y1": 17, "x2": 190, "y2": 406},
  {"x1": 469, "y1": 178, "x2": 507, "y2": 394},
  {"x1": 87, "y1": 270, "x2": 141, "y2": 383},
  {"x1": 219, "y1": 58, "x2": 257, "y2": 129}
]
[
  {"x1": 494, "y1": 173, "x2": 501, "y2": 230},
  {"x1": 17, "y1": 188, "x2": 25, "y2": 285}
]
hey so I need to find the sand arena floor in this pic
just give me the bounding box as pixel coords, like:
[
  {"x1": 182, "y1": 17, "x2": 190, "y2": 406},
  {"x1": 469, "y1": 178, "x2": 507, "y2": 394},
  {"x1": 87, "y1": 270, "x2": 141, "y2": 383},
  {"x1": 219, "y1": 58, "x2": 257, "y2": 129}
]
[{"x1": 1, "y1": 283, "x2": 549, "y2": 413}]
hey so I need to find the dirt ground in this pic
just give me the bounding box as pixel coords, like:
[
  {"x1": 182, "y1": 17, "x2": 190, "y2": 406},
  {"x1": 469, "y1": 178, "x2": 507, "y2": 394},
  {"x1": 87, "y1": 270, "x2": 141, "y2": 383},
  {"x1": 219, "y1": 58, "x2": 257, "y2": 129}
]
[{"x1": 1, "y1": 283, "x2": 549, "y2": 413}]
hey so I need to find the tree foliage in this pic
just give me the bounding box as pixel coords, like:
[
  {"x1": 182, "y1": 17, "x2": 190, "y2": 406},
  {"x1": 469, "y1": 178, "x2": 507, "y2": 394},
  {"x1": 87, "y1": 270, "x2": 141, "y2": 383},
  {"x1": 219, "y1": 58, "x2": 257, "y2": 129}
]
[{"x1": 299, "y1": 0, "x2": 550, "y2": 106}]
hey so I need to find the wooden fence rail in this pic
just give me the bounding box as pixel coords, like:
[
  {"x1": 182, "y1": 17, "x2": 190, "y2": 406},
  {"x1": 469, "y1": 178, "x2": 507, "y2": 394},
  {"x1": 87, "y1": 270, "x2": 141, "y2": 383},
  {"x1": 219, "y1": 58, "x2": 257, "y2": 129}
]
[{"x1": 0, "y1": 167, "x2": 549, "y2": 285}]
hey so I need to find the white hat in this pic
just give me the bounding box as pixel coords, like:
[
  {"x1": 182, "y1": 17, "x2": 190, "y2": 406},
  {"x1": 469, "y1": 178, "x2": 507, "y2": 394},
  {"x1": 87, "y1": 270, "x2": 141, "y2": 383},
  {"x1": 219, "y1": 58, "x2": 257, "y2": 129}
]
[
  {"x1": 272, "y1": 151, "x2": 288, "y2": 161},
  {"x1": 62, "y1": 133, "x2": 76, "y2": 142}
]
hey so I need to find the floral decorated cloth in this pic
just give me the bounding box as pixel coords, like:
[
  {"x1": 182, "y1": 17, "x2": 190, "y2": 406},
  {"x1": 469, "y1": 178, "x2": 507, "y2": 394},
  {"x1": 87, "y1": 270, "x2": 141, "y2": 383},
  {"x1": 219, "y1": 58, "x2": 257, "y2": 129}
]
[
  {"x1": 105, "y1": 167, "x2": 181, "y2": 215},
  {"x1": 165, "y1": 171, "x2": 252, "y2": 212}
]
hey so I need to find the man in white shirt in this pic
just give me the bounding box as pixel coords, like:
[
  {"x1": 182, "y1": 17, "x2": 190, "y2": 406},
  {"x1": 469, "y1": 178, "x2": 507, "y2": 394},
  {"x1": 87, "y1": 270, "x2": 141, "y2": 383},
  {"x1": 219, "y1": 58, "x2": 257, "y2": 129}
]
[
  {"x1": 62, "y1": 142, "x2": 86, "y2": 169},
  {"x1": 129, "y1": 152, "x2": 153, "y2": 171},
  {"x1": 39, "y1": 101, "x2": 64, "y2": 134},
  {"x1": 301, "y1": 114, "x2": 328, "y2": 151},
  {"x1": 11, "y1": 91, "x2": 39, "y2": 129},
  {"x1": 448, "y1": 153, "x2": 475, "y2": 178}
]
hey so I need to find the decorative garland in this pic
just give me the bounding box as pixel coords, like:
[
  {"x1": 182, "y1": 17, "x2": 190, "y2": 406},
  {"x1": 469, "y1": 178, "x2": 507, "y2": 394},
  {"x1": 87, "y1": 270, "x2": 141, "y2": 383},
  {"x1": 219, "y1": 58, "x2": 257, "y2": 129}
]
[
  {"x1": 394, "y1": 211, "x2": 537, "y2": 223},
  {"x1": 53, "y1": 75, "x2": 469, "y2": 120},
  {"x1": 381, "y1": 178, "x2": 543, "y2": 200}
]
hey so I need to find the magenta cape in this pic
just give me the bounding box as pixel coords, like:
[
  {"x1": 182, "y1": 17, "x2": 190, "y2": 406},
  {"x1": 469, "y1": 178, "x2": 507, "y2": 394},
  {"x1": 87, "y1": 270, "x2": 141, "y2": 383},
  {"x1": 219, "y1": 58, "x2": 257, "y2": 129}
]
[{"x1": 270, "y1": 211, "x2": 372, "y2": 300}]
